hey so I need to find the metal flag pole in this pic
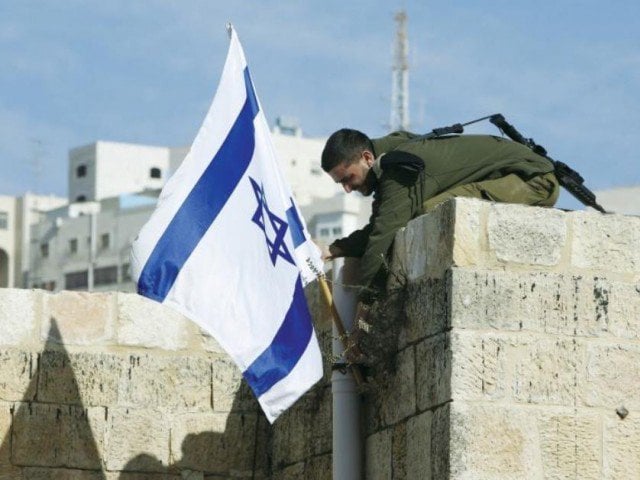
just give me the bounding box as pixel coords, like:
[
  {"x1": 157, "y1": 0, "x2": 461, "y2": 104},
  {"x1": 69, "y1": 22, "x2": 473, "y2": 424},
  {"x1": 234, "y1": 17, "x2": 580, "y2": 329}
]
[{"x1": 318, "y1": 275, "x2": 365, "y2": 386}]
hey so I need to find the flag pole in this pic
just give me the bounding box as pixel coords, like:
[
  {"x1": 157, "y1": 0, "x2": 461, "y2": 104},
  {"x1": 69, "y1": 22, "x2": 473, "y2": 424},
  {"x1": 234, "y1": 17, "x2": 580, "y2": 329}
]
[{"x1": 318, "y1": 276, "x2": 365, "y2": 387}]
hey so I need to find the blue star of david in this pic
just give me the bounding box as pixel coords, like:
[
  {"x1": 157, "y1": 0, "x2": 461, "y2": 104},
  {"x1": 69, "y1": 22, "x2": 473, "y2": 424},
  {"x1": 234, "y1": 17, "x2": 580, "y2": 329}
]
[{"x1": 249, "y1": 177, "x2": 295, "y2": 267}]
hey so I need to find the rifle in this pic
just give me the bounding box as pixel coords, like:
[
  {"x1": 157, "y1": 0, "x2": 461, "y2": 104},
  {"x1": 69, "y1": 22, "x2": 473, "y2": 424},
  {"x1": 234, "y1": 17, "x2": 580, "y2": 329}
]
[{"x1": 422, "y1": 113, "x2": 607, "y2": 213}]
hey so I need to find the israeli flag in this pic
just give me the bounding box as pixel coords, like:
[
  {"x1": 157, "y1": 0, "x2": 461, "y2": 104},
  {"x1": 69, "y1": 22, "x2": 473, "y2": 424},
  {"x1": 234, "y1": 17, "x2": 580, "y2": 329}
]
[{"x1": 130, "y1": 26, "x2": 324, "y2": 422}]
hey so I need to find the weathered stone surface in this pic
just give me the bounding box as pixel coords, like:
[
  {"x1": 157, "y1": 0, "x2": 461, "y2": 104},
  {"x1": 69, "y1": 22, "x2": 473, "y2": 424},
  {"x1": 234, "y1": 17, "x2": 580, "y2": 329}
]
[
  {"x1": 399, "y1": 199, "x2": 455, "y2": 282},
  {"x1": 511, "y1": 336, "x2": 584, "y2": 406},
  {"x1": 375, "y1": 347, "x2": 416, "y2": 426},
  {"x1": 0, "y1": 351, "x2": 35, "y2": 402},
  {"x1": 570, "y1": 210, "x2": 640, "y2": 274},
  {"x1": 42, "y1": 291, "x2": 115, "y2": 345},
  {"x1": 271, "y1": 386, "x2": 331, "y2": 467},
  {"x1": 170, "y1": 412, "x2": 267, "y2": 476},
  {"x1": 603, "y1": 412, "x2": 640, "y2": 479},
  {"x1": 118, "y1": 355, "x2": 212, "y2": 410},
  {"x1": 405, "y1": 275, "x2": 450, "y2": 342},
  {"x1": 537, "y1": 411, "x2": 601, "y2": 480},
  {"x1": 104, "y1": 407, "x2": 170, "y2": 472},
  {"x1": 585, "y1": 342, "x2": 640, "y2": 409},
  {"x1": 0, "y1": 403, "x2": 12, "y2": 464},
  {"x1": 391, "y1": 422, "x2": 407, "y2": 479},
  {"x1": 210, "y1": 357, "x2": 255, "y2": 413},
  {"x1": 450, "y1": 331, "x2": 507, "y2": 402},
  {"x1": 450, "y1": 198, "x2": 486, "y2": 269},
  {"x1": 37, "y1": 351, "x2": 123, "y2": 406},
  {"x1": 24, "y1": 467, "x2": 105, "y2": 479},
  {"x1": 487, "y1": 203, "x2": 566, "y2": 266},
  {"x1": 0, "y1": 289, "x2": 39, "y2": 347},
  {"x1": 366, "y1": 428, "x2": 392, "y2": 480},
  {"x1": 416, "y1": 334, "x2": 450, "y2": 411},
  {"x1": 406, "y1": 410, "x2": 432, "y2": 480},
  {"x1": 117, "y1": 293, "x2": 192, "y2": 350},
  {"x1": 0, "y1": 464, "x2": 24, "y2": 479},
  {"x1": 12, "y1": 403, "x2": 105, "y2": 470},
  {"x1": 449, "y1": 403, "x2": 540, "y2": 480}
]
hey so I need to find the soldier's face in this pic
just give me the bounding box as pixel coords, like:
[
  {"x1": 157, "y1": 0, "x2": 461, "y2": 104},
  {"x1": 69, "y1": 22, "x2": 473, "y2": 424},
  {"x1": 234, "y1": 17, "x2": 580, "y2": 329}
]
[{"x1": 329, "y1": 151, "x2": 374, "y2": 196}]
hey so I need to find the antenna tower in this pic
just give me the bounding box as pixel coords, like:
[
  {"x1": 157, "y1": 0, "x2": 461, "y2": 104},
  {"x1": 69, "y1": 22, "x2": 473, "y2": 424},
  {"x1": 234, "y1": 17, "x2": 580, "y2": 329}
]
[{"x1": 390, "y1": 10, "x2": 409, "y2": 132}]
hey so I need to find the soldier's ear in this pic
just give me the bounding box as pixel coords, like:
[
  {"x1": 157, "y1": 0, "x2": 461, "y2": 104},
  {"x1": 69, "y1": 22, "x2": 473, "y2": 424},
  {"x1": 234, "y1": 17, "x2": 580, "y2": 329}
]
[{"x1": 362, "y1": 150, "x2": 375, "y2": 167}]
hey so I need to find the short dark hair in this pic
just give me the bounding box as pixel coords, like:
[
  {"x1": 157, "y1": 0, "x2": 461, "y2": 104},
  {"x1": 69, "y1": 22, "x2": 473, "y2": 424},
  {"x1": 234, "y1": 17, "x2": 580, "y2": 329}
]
[{"x1": 321, "y1": 128, "x2": 374, "y2": 172}]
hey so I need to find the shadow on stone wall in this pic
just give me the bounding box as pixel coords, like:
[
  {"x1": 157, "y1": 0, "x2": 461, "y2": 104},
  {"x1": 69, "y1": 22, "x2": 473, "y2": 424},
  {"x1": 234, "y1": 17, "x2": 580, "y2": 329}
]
[
  {"x1": 0, "y1": 320, "x2": 271, "y2": 478},
  {"x1": 0, "y1": 320, "x2": 106, "y2": 478}
]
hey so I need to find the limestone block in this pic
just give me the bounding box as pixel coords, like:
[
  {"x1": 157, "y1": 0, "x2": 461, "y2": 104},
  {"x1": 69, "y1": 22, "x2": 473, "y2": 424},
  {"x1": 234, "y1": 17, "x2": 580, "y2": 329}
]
[
  {"x1": 37, "y1": 351, "x2": 123, "y2": 406},
  {"x1": 23, "y1": 467, "x2": 105, "y2": 479},
  {"x1": 450, "y1": 269, "x2": 571, "y2": 333},
  {"x1": 210, "y1": 356, "x2": 255, "y2": 413},
  {"x1": 0, "y1": 289, "x2": 39, "y2": 347},
  {"x1": 405, "y1": 275, "x2": 450, "y2": 343},
  {"x1": 104, "y1": 407, "x2": 170, "y2": 472},
  {"x1": 400, "y1": 199, "x2": 455, "y2": 282},
  {"x1": 570, "y1": 210, "x2": 640, "y2": 274},
  {"x1": 170, "y1": 411, "x2": 267, "y2": 476},
  {"x1": 451, "y1": 198, "x2": 486, "y2": 268},
  {"x1": 603, "y1": 412, "x2": 640, "y2": 479},
  {"x1": 0, "y1": 465, "x2": 23, "y2": 480},
  {"x1": 585, "y1": 342, "x2": 640, "y2": 409},
  {"x1": 200, "y1": 331, "x2": 225, "y2": 355},
  {"x1": 448, "y1": 403, "x2": 541, "y2": 480},
  {"x1": 450, "y1": 331, "x2": 507, "y2": 402},
  {"x1": 0, "y1": 403, "x2": 12, "y2": 465},
  {"x1": 117, "y1": 293, "x2": 192, "y2": 350},
  {"x1": 42, "y1": 291, "x2": 116, "y2": 346},
  {"x1": 430, "y1": 405, "x2": 450, "y2": 480},
  {"x1": 118, "y1": 355, "x2": 212, "y2": 410},
  {"x1": 402, "y1": 410, "x2": 432, "y2": 480},
  {"x1": 0, "y1": 351, "x2": 36, "y2": 402},
  {"x1": 487, "y1": 203, "x2": 566, "y2": 266},
  {"x1": 573, "y1": 276, "x2": 640, "y2": 340},
  {"x1": 376, "y1": 347, "x2": 416, "y2": 426},
  {"x1": 11, "y1": 403, "x2": 105, "y2": 470},
  {"x1": 511, "y1": 336, "x2": 585, "y2": 406},
  {"x1": 416, "y1": 334, "x2": 450, "y2": 411},
  {"x1": 271, "y1": 386, "x2": 331, "y2": 467},
  {"x1": 365, "y1": 428, "x2": 392, "y2": 480},
  {"x1": 537, "y1": 411, "x2": 601, "y2": 480},
  {"x1": 271, "y1": 455, "x2": 331, "y2": 480},
  {"x1": 391, "y1": 422, "x2": 407, "y2": 479}
]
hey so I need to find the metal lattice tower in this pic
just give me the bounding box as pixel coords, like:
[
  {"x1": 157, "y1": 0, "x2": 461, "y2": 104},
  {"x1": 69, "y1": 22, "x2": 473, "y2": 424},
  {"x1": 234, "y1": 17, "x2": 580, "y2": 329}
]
[{"x1": 390, "y1": 10, "x2": 409, "y2": 132}]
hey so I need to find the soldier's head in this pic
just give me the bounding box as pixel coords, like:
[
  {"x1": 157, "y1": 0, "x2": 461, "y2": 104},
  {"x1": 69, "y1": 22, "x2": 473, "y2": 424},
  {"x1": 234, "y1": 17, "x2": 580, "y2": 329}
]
[{"x1": 321, "y1": 128, "x2": 376, "y2": 196}]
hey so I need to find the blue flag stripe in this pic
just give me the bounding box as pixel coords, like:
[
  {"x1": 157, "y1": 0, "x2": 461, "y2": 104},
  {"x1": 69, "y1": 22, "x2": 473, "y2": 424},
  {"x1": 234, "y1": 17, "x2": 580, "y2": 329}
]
[
  {"x1": 242, "y1": 277, "x2": 314, "y2": 397},
  {"x1": 137, "y1": 68, "x2": 259, "y2": 301}
]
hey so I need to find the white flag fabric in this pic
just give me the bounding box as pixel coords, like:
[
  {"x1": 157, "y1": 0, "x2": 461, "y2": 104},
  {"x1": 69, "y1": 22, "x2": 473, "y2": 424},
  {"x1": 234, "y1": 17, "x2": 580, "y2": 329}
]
[{"x1": 130, "y1": 26, "x2": 324, "y2": 423}]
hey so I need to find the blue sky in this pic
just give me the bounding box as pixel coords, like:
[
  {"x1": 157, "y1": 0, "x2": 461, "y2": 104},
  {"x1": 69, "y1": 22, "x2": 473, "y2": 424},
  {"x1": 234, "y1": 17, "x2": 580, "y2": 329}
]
[{"x1": 1, "y1": 1, "x2": 638, "y2": 209}]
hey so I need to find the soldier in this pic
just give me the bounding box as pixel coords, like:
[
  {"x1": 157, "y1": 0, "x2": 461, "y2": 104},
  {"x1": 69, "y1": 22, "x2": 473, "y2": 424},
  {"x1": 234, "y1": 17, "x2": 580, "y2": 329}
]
[{"x1": 322, "y1": 128, "x2": 559, "y2": 307}]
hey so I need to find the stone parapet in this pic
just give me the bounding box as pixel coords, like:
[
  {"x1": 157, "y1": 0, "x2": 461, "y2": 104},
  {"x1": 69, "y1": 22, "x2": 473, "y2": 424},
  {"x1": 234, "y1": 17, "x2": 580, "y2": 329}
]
[{"x1": 363, "y1": 198, "x2": 640, "y2": 479}]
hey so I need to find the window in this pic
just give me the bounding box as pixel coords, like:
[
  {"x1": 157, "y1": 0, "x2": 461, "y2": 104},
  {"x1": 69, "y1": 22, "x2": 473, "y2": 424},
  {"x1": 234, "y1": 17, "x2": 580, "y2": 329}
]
[
  {"x1": 150, "y1": 167, "x2": 162, "y2": 179},
  {"x1": 100, "y1": 233, "x2": 110, "y2": 250},
  {"x1": 69, "y1": 238, "x2": 78, "y2": 254},
  {"x1": 40, "y1": 243, "x2": 49, "y2": 258},
  {"x1": 310, "y1": 167, "x2": 322, "y2": 176},
  {"x1": 0, "y1": 211, "x2": 8, "y2": 230},
  {"x1": 332, "y1": 227, "x2": 342, "y2": 236},
  {"x1": 65, "y1": 270, "x2": 88, "y2": 290},
  {"x1": 122, "y1": 263, "x2": 132, "y2": 282},
  {"x1": 76, "y1": 195, "x2": 86, "y2": 202},
  {"x1": 319, "y1": 228, "x2": 330, "y2": 237},
  {"x1": 94, "y1": 266, "x2": 118, "y2": 286},
  {"x1": 76, "y1": 164, "x2": 87, "y2": 178}
]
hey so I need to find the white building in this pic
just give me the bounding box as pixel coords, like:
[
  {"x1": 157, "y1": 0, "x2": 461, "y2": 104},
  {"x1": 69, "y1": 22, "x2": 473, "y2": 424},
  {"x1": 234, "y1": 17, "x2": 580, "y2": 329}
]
[
  {"x1": 68, "y1": 141, "x2": 169, "y2": 202},
  {"x1": 0, "y1": 193, "x2": 67, "y2": 288}
]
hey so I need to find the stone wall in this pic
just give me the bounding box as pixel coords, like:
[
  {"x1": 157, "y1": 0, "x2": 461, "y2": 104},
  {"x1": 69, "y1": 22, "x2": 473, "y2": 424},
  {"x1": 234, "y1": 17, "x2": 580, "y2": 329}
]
[
  {"x1": 1, "y1": 198, "x2": 639, "y2": 479},
  {"x1": 362, "y1": 198, "x2": 640, "y2": 479},
  {"x1": 0, "y1": 289, "x2": 280, "y2": 479}
]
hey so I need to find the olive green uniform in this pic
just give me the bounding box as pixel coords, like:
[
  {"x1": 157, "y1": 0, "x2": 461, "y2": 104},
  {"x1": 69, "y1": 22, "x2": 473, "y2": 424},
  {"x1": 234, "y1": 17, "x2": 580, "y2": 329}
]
[{"x1": 331, "y1": 132, "x2": 559, "y2": 302}]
